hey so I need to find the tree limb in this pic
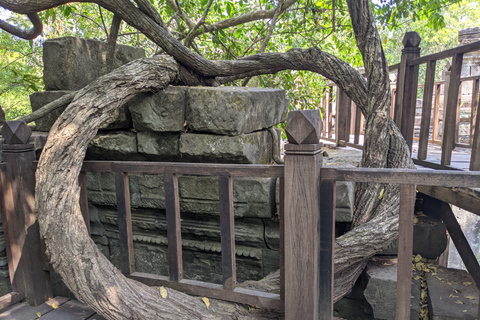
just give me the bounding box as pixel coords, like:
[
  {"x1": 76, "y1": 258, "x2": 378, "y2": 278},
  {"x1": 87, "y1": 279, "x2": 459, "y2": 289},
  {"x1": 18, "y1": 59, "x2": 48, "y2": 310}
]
[
  {"x1": 184, "y1": 0, "x2": 213, "y2": 47},
  {"x1": 106, "y1": 14, "x2": 122, "y2": 72},
  {"x1": 0, "y1": 13, "x2": 42, "y2": 40}
]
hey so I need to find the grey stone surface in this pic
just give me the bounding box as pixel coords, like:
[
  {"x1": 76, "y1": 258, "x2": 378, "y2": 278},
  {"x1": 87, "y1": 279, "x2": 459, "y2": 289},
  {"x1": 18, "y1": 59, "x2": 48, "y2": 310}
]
[
  {"x1": 381, "y1": 215, "x2": 448, "y2": 259},
  {"x1": 137, "y1": 132, "x2": 180, "y2": 161},
  {"x1": 30, "y1": 91, "x2": 132, "y2": 131},
  {"x1": 178, "y1": 176, "x2": 275, "y2": 218},
  {"x1": 363, "y1": 261, "x2": 420, "y2": 320},
  {"x1": 335, "y1": 181, "x2": 355, "y2": 222},
  {"x1": 86, "y1": 131, "x2": 145, "y2": 161},
  {"x1": 186, "y1": 87, "x2": 288, "y2": 135},
  {"x1": 179, "y1": 131, "x2": 273, "y2": 164},
  {"x1": 128, "y1": 86, "x2": 187, "y2": 132},
  {"x1": 43, "y1": 37, "x2": 145, "y2": 90},
  {"x1": 426, "y1": 266, "x2": 478, "y2": 320}
]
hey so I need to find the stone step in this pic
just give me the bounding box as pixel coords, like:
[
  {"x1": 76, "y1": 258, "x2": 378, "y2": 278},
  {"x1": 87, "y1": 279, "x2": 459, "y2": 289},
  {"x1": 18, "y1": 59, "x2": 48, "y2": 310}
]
[{"x1": 426, "y1": 266, "x2": 479, "y2": 319}]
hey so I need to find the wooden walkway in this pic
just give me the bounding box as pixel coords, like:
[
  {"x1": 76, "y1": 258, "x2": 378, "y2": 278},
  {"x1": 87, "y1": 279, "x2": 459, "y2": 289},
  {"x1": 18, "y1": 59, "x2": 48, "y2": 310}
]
[{"x1": 0, "y1": 296, "x2": 106, "y2": 320}]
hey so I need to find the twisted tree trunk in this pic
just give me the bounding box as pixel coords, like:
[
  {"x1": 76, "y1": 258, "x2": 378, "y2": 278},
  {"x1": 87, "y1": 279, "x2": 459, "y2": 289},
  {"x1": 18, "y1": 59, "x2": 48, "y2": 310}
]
[{"x1": 1, "y1": 0, "x2": 417, "y2": 317}]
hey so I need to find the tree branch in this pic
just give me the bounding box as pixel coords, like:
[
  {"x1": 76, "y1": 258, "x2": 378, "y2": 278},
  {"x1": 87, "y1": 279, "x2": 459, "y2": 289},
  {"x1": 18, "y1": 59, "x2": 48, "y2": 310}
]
[
  {"x1": 133, "y1": 0, "x2": 164, "y2": 27},
  {"x1": 106, "y1": 14, "x2": 122, "y2": 72},
  {"x1": 0, "y1": 13, "x2": 42, "y2": 40},
  {"x1": 184, "y1": 0, "x2": 213, "y2": 47}
]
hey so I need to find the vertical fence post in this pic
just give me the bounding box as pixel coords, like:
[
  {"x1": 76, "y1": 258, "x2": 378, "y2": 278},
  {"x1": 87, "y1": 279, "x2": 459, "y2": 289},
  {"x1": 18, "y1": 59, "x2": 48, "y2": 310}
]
[
  {"x1": 0, "y1": 121, "x2": 52, "y2": 306},
  {"x1": 284, "y1": 110, "x2": 325, "y2": 320},
  {"x1": 395, "y1": 32, "x2": 421, "y2": 152}
]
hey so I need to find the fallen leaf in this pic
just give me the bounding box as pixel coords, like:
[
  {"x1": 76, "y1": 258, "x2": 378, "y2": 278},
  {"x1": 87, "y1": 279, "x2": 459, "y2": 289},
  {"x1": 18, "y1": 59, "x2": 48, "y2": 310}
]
[
  {"x1": 455, "y1": 300, "x2": 464, "y2": 304},
  {"x1": 465, "y1": 296, "x2": 476, "y2": 300},
  {"x1": 454, "y1": 289, "x2": 459, "y2": 293},
  {"x1": 463, "y1": 310, "x2": 467, "y2": 312},
  {"x1": 51, "y1": 303, "x2": 59, "y2": 309},
  {"x1": 202, "y1": 297, "x2": 210, "y2": 309},
  {"x1": 36, "y1": 312, "x2": 42, "y2": 317},
  {"x1": 413, "y1": 217, "x2": 419, "y2": 224},
  {"x1": 449, "y1": 294, "x2": 459, "y2": 298},
  {"x1": 414, "y1": 276, "x2": 422, "y2": 280},
  {"x1": 414, "y1": 254, "x2": 423, "y2": 263},
  {"x1": 378, "y1": 187, "x2": 385, "y2": 199},
  {"x1": 160, "y1": 286, "x2": 168, "y2": 299},
  {"x1": 463, "y1": 282, "x2": 472, "y2": 286}
]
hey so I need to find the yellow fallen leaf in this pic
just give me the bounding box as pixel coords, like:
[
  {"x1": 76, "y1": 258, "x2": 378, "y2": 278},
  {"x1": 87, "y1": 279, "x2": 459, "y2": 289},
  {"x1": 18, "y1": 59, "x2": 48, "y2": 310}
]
[
  {"x1": 36, "y1": 312, "x2": 42, "y2": 317},
  {"x1": 414, "y1": 254, "x2": 423, "y2": 263},
  {"x1": 455, "y1": 300, "x2": 464, "y2": 304},
  {"x1": 51, "y1": 303, "x2": 59, "y2": 309},
  {"x1": 159, "y1": 286, "x2": 168, "y2": 299},
  {"x1": 413, "y1": 217, "x2": 419, "y2": 224},
  {"x1": 454, "y1": 289, "x2": 459, "y2": 293},
  {"x1": 378, "y1": 187, "x2": 385, "y2": 199},
  {"x1": 465, "y1": 296, "x2": 476, "y2": 300},
  {"x1": 463, "y1": 310, "x2": 467, "y2": 312},
  {"x1": 414, "y1": 276, "x2": 422, "y2": 280},
  {"x1": 463, "y1": 282, "x2": 472, "y2": 286},
  {"x1": 202, "y1": 297, "x2": 210, "y2": 309},
  {"x1": 449, "y1": 294, "x2": 459, "y2": 298}
]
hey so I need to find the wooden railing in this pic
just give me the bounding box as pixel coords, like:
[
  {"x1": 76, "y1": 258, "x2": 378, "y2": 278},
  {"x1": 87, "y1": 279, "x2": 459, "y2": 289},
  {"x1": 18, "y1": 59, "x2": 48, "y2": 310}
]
[
  {"x1": 2, "y1": 116, "x2": 480, "y2": 319},
  {"x1": 320, "y1": 32, "x2": 480, "y2": 172}
]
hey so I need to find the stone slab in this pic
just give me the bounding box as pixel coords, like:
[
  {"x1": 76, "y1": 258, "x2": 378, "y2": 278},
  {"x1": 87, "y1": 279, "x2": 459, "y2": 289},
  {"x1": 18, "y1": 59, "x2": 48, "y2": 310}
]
[
  {"x1": 363, "y1": 260, "x2": 420, "y2": 320},
  {"x1": 426, "y1": 266, "x2": 478, "y2": 320},
  {"x1": 43, "y1": 37, "x2": 145, "y2": 90},
  {"x1": 30, "y1": 91, "x2": 132, "y2": 131},
  {"x1": 179, "y1": 131, "x2": 273, "y2": 164},
  {"x1": 86, "y1": 131, "x2": 145, "y2": 161},
  {"x1": 137, "y1": 132, "x2": 180, "y2": 161},
  {"x1": 381, "y1": 215, "x2": 448, "y2": 259},
  {"x1": 128, "y1": 86, "x2": 187, "y2": 132},
  {"x1": 186, "y1": 87, "x2": 288, "y2": 135}
]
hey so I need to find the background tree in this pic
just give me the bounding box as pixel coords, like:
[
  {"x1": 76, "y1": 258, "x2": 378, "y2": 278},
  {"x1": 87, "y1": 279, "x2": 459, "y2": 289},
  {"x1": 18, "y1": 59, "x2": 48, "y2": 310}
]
[{"x1": 0, "y1": 0, "x2": 467, "y2": 318}]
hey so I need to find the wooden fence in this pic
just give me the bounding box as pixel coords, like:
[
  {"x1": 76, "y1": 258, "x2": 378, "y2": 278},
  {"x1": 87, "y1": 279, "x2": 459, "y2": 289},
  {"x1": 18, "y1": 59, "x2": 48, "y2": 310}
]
[
  {"x1": 1, "y1": 119, "x2": 480, "y2": 318},
  {"x1": 321, "y1": 32, "x2": 480, "y2": 172}
]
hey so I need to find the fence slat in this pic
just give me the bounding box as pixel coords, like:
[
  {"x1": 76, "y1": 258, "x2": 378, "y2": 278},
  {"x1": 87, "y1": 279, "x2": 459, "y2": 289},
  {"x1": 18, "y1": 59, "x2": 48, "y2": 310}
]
[
  {"x1": 354, "y1": 105, "x2": 362, "y2": 145},
  {"x1": 115, "y1": 172, "x2": 135, "y2": 274},
  {"x1": 396, "y1": 184, "x2": 416, "y2": 320},
  {"x1": 164, "y1": 172, "x2": 183, "y2": 281},
  {"x1": 471, "y1": 79, "x2": 479, "y2": 146},
  {"x1": 218, "y1": 175, "x2": 236, "y2": 291},
  {"x1": 336, "y1": 88, "x2": 348, "y2": 146},
  {"x1": 418, "y1": 60, "x2": 436, "y2": 160},
  {"x1": 78, "y1": 171, "x2": 90, "y2": 234},
  {"x1": 455, "y1": 82, "x2": 463, "y2": 144},
  {"x1": 472, "y1": 105, "x2": 480, "y2": 170},
  {"x1": 279, "y1": 177, "x2": 285, "y2": 301},
  {"x1": 432, "y1": 84, "x2": 441, "y2": 141},
  {"x1": 441, "y1": 53, "x2": 464, "y2": 166},
  {"x1": 328, "y1": 87, "x2": 333, "y2": 139},
  {"x1": 319, "y1": 179, "x2": 336, "y2": 319}
]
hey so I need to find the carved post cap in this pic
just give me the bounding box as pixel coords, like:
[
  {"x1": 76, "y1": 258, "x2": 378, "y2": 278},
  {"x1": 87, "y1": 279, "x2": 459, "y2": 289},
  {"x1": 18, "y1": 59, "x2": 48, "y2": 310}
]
[
  {"x1": 285, "y1": 110, "x2": 322, "y2": 144},
  {"x1": 2, "y1": 121, "x2": 32, "y2": 144},
  {"x1": 402, "y1": 31, "x2": 421, "y2": 48}
]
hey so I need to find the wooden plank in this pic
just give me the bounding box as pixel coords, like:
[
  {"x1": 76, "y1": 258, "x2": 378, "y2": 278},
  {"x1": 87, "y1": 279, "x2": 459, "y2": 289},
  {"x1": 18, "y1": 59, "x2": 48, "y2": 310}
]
[
  {"x1": 400, "y1": 63, "x2": 420, "y2": 151},
  {"x1": 0, "y1": 292, "x2": 24, "y2": 313},
  {"x1": 78, "y1": 171, "x2": 90, "y2": 234},
  {"x1": 1, "y1": 143, "x2": 52, "y2": 305},
  {"x1": 441, "y1": 203, "x2": 480, "y2": 289},
  {"x1": 328, "y1": 87, "x2": 333, "y2": 139},
  {"x1": 471, "y1": 78, "x2": 479, "y2": 146},
  {"x1": 78, "y1": 161, "x2": 285, "y2": 178},
  {"x1": 319, "y1": 179, "x2": 336, "y2": 319},
  {"x1": 0, "y1": 296, "x2": 69, "y2": 320},
  {"x1": 396, "y1": 184, "x2": 416, "y2": 320},
  {"x1": 279, "y1": 177, "x2": 285, "y2": 301},
  {"x1": 128, "y1": 272, "x2": 283, "y2": 310},
  {"x1": 164, "y1": 172, "x2": 183, "y2": 281},
  {"x1": 390, "y1": 88, "x2": 396, "y2": 119},
  {"x1": 441, "y1": 53, "x2": 463, "y2": 166},
  {"x1": 354, "y1": 105, "x2": 362, "y2": 145},
  {"x1": 417, "y1": 185, "x2": 480, "y2": 216},
  {"x1": 40, "y1": 299, "x2": 96, "y2": 320},
  {"x1": 408, "y1": 40, "x2": 480, "y2": 66},
  {"x1": 336, "y1": 88, "x2": 348, "y2": 146},
  {"x1": 418, "y1": 60, "x2": 436, "y2": 160},
  {"x1": 455, "y1": 82, "x2": 463, "y2": 144},
  {"x1": 115, "y1": 172, "x2": 135, "y2": 274},
  {"x1": 320, "y1": 168, "x2": 480, "y2": 188},
  {"x1": 218, "y1": 175, "x2": 236, "y2": 291},
  {"x1": 432, "y1": 84, "x2": 441, "y2": 141},
  {"x1": 284, "y1": 142, "x2": 322, "y2": 320},
  {"x1": 345, "y1": 96, "x2": 352, "y2": 143},
  {"x1": 322, "y1": 88, "x2": 327, "y2": 137},
  {"x1": 472, "y1": 80, "x2": 480, "y2": 171}
]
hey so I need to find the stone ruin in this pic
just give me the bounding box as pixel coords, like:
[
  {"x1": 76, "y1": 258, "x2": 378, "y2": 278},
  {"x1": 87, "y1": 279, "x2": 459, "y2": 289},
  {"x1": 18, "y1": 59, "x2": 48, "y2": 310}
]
[{"x1": 0, "y1": 37, "x2": 357, "y2": 296}]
